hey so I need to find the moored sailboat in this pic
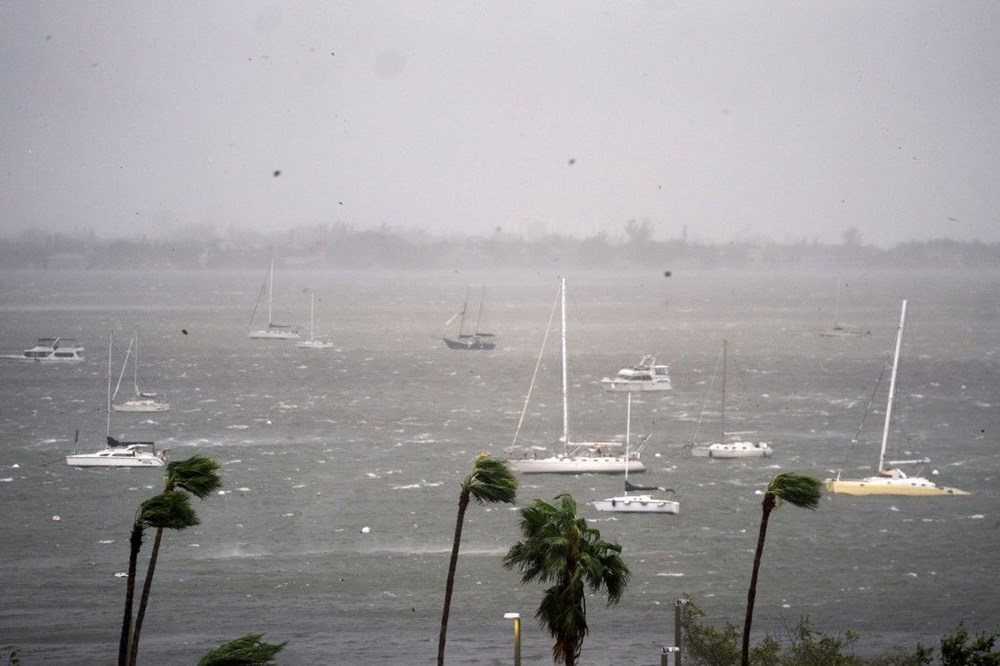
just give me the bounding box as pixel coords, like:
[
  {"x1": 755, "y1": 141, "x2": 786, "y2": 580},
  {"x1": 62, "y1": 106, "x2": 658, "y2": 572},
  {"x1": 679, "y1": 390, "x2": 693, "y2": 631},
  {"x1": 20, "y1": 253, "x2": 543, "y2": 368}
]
[
  {"x1": 249, "y1": 259, "x2": 301, "y2": 340},
  {"x1": 66, "y1": 332, "x2": 166, "y2": 468},
  {"x1": 442, "y1": 286, "x2": 497, "y2": 350},
  {"x1": 825, "y1": 300, "x2": 968, "y2": 496},
  {"x1": 690, "y1": 340, "x2": 773, "y2": 458},
  {"x1": 592, "y1": 393, "x2": 678, "y2": 513},
  {"x1": 112, "y1": 326, "x2": 169, "y2": 412},
  {"x1": 508, "y1": 278, "x2": 644, "y2": 475}
]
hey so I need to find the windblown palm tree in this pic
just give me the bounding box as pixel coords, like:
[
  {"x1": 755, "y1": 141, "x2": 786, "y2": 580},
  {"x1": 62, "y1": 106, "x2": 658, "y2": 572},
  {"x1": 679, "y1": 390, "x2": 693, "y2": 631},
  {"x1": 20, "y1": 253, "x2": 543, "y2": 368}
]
[
  {"x1": 438, "y1": 454, "x2": 517, "y2": 666},
  {"x1": 741, "y1": 472, "x2": 822, "y2": 666},
  {"x1": 119, "y1": 456, "x2": 222, "y2": 666},
  {"x1": 503, "y1": 494, "x2": 629, "y2": 666}
]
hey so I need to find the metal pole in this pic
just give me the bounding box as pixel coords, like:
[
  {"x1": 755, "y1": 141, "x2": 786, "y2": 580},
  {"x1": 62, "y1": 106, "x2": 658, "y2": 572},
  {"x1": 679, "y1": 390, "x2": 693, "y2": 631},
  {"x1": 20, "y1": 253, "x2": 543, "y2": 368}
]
[
  {"x1": 504, "y1": 613, "x2": 521, "y2": 666},
  {"x1": 675, "y1": 599, "x2": 687, "y2": 666}
]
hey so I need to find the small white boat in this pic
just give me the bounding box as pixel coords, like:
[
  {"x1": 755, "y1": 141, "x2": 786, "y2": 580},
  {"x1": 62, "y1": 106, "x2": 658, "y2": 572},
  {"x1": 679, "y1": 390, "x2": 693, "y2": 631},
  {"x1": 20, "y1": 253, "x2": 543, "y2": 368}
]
[
  {"x1": 66, "y1": 332, "x2": 166, "y2": 468},
  {"x1": 509, "y1": 278, "x2": 643, "y2": 475},
  {"x1": 249, "y1": 259, "x2": 301, "y2": 340},
  {"x1": 296, "y1": 291, "x2": 334, "y2": 349},
  {"x1": 112, "y1": 327, "x2": 169, "y2": 412},
  {"x1": 2, "y1": 338, "x2": 85, "y2": 364},
  {"x1": 600, "y1": 355, "x2": 671, "y2": 392},
  {"x1": 592, "y1": 394, "x2": 678, "y2": 513},
  {"x1": 690, "y1": 340, "x2": 773, "y2": 459},
  {"x1": 826, "y1": 300, "x2": 968, "y2": 497}
]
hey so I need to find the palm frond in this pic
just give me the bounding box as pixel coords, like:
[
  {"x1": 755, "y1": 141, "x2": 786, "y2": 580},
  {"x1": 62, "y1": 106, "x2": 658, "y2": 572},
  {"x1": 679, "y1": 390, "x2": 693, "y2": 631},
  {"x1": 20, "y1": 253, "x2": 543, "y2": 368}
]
[
  {"x1": 767, "y1": 472, "x2": 823, "y2": 510},
  {"x1": 465, "y1": 454, "x2": 517, "y2": 505},
  {"x1": 166, "y1": 455, "x2": 223, "y2": 498},
  {"x1": 138, "y1": 491, "x2": 199, "y2": 530},
  {"x1": 197, "y1": 632, "x2": 287, "y2": 666}
]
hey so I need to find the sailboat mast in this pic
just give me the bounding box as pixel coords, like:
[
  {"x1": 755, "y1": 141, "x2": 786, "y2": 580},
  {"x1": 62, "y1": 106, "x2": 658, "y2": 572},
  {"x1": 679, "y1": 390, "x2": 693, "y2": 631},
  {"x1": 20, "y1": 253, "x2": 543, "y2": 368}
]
[
  {"x1": 310, "y1": 292, "x2": 315, "y2": 340},
  {"x1": 133, "y1": 325, "x2": 139, "y2": 395},
  {"x1": 107, "y1": 331, "x2": 112, "y2": 437},
  {"x1": 721, "y1": 340, "x2": 727, "y2": 441},
  {"x1": 560, "y1": 277, "x2": 569, "y2": 447},
  {"x1": 624, "y1": 392, "x2": 632, "y2": 487},
  {"x1": 878, "y1": 299, "x2": 907, "y2": 473},
  {"x1": 474, "y1": 286, "x2": 485, "y2": 335},
  {"x1": 458, "y1": 287, "x2": 470, "y2": 337},
  {"x1": 267, "y1": 259, "x2": 275, "y2": 326}
]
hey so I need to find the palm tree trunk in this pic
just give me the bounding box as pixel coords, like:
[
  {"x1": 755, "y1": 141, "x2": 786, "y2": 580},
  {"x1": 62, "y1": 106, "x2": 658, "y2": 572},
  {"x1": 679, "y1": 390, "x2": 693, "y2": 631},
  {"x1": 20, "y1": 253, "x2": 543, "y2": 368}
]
[
  {"x1": 438, "y1": 490, "x2": 470, "y2": 666},
  {"x1": 127, "y1": 527, "x2": 164, "y2": 666},
  {"x1": 119, "y1": 523, "x2": 143, "y2": 666},
  {"x1": 742, "y1": 492, "x2": 776, "y2": 666}
]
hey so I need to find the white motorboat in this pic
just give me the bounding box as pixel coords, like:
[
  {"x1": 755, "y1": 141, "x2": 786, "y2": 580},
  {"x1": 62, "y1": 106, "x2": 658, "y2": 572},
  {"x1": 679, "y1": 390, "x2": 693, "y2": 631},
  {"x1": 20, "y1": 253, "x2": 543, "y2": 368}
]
[
  {"x1": 508, "y1": 278, "x2": 644, "y2": 475},
  {"x1": 112, "y1": 327, "x2": 169, "y2": 412},
  {"x1": 249, "y1": 259, "x2": 301, "y2": 340},
  {"x1": 442, "y1": 285, "x2": 497, "y2": 350},
  {"x1": 296, "y1": 291, "x2": 334, "y2": 349},
  {"x1": 592, "y1": 394, "x2": 678, "y2": 513},
  {"x1": 66, "y1": 332, "x2": 166, "y2": 468},
  {"x1": 825, "y1": 300, "x2": 968, "y2": 497},
  {"x1": 690, "y1": 340, "x2": 773, "y2": 459},
  {"x1": 601, "y1": 355, "x2": 672, "y2": 392},
  {"x1": 2, "y1": 338, "x2": 85, "y2": 364}
]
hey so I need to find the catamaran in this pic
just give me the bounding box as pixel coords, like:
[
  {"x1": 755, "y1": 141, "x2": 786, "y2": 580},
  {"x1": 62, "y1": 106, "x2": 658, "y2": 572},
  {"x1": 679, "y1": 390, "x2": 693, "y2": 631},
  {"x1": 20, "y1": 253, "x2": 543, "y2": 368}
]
[
  {"x1": 66, "y1": 332, "x2": 166, "y2": 468},
  {"x1": 825, "y1": 300, "x2": 968, "y2": 496},
  {"x1": 508, "y1": 278, "x2": 645, "y2": 474},
  {"x1": 249, "y1": 259, "x2": 301, "y2": 340}
]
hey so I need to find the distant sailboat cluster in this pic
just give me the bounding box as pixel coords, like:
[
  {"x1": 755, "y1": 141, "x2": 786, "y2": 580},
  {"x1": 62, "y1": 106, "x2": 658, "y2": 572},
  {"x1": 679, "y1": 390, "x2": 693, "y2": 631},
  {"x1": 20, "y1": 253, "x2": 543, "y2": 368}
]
[{"x1": 248, "y1": 260, "x2": 334, "y2": 350}]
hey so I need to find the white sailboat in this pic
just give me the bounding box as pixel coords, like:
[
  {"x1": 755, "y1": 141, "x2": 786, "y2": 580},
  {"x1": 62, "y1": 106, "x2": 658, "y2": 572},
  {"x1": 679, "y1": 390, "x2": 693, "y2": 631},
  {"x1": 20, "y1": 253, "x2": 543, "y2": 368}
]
[
  {"x1": 690, "y1": 340, "x2": 773, "y2": 458},
  {"x1": 825, "y1": 300, "x2": 969, "y2": 496},
  {"x1": 508, "y1": 278, "x2": 645, "y2": 475},
  {"x1": 66, "y1": 332, "x2": 166, "y2": 468},
  {"x1": 112, "y1": 327, "x2": 169, "y2": 412},
  {"x1": 592, "y1": 393, "x2": 679, "y2": 513},
  {"x1": 819, "y1": 280, "x2": 871, "y2": 338},
  {"x1": 296, "y1": 291, "x2": 334, "y2": 349},
  {"x1": 249, "y1": 259, "x2": 301, "y2": 340}
]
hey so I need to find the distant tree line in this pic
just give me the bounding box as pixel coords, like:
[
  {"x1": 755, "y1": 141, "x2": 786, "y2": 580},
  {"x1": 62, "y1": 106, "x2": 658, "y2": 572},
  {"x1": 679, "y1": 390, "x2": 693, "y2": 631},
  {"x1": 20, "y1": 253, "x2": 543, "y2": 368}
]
[{"x1": 1, "y1": 223, "x2": 997, "y2": 270}]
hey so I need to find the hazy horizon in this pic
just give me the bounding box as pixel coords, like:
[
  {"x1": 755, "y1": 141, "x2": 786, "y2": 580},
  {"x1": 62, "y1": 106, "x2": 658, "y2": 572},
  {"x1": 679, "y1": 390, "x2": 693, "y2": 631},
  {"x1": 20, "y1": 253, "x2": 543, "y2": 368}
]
[{"x1": 3, "y1": 2, "x2": 999, "y2": 249}]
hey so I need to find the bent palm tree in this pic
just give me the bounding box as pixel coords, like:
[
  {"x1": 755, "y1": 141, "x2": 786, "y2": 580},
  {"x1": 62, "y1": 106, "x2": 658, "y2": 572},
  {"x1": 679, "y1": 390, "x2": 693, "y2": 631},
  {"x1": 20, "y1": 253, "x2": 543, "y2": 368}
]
[
  {"x1": 741, "y1": 472, "x2": 822, "y2": 666},
  {"x1": 503, "y1": 493, "x2": 629, "y2": 666},
  {"x1": 438, "y1": 454, "x2": 517, "y2": 666},
  {"x1": 118, "y1": 491, "x2": 199, "y2": 665},
  {"x1": 120, "y1": 456, "x2": 222, "y2": 666}
]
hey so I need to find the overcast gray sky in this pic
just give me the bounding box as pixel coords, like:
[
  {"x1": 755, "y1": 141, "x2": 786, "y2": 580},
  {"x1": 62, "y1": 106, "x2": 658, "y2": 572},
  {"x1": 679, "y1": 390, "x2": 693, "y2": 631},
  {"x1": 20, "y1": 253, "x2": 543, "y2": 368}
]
[{"x1": 2, "y1": 2, "x2": 998, "y2": 247}]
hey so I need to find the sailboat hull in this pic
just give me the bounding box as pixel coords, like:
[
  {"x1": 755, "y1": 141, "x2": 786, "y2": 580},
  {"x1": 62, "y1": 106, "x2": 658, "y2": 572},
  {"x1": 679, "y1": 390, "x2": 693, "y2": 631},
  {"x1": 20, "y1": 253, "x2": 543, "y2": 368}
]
[
  {"x1": 825, "y1": 477, "x2": 969, "y2": 496},
  {"x1": 592, "y1": 495, "x2": 679, "y2": 513},
  {"x1": 249, "y1": 329, "x2": 301, "y2": 340},
  {"x1": 443, "y1": 335, "x2": 496, "y2": 350},
  {"x1": 692, "y1": 441, "x2": 773, "y2": 458},
  {"x1": 112, "y1": 399, "x2": 170, "y2": 412},
  {"x1": 509, "y1": 455, "x2": 645, "y2": 474}
]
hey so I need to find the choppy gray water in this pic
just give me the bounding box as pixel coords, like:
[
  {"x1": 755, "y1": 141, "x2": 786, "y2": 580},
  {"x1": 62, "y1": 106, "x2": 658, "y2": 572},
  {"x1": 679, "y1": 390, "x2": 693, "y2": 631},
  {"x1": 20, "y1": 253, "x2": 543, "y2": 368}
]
[{"x1": 1, "y1": 267, "x2": 997, "y2": 665}]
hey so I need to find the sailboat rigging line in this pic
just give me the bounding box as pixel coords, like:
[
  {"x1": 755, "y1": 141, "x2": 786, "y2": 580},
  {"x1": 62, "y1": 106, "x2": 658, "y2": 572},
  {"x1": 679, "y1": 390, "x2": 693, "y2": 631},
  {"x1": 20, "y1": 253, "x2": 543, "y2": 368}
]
[
  {"x1": 510, "y1": 283, "x2": 562, "y2": 449},
  {"x1": 691, "y1": 343, "x2": 725, "y2": 443},
  {"x1": 112, "y1": 335, "x2": 135, "y2": 401},
  {"x1": 248, "y1": 273, "x2": 269, "y2": 327},
  {"x1": 844, "y1": 356, "x2": 890, "y2": 464}
]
